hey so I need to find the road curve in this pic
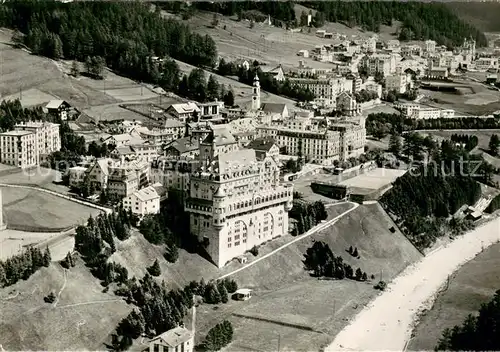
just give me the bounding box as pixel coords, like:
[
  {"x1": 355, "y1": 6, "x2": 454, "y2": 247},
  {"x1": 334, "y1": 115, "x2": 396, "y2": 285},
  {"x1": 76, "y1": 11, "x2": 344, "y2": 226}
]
[{"x1": 217, "y1": 201, "x2": 359, "y2": 280}]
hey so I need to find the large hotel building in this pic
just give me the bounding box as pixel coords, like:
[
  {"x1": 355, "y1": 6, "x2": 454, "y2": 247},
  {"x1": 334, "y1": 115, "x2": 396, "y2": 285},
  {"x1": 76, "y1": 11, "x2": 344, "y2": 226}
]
[{"x1": 184, "y1": 128, "x2": 293, "y2": 267}]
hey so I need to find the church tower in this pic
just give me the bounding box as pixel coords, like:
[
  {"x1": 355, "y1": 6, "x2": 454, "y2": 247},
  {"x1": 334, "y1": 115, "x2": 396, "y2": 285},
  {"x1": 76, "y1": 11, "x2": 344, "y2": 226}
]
[{"x1": 251, "y1": 73, "x2": 261, "y2": 111}]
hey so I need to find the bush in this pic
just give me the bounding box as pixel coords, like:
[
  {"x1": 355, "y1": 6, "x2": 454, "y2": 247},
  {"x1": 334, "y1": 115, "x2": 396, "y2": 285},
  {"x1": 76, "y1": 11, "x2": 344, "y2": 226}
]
[
  {"x1": 147, "y1": 259, "x2": 161, "y2": 277},
  {"x1": 374, "y1": 280, "x2": 387, "y2": 291},
  {"x1": 203, "y1": 320, "x2": 233, "y2": 351},
  {"x1": 164, "y1": 246, "x2": 179, "y2": 263},
  {"x1": 44, "y1": 291, "x2": 56, "y2": 303},
  {"x1": 250, "y1": 246, "x2": 259, "y2": 256},
  {"x1": 222, "y1": 278, "x2": 238, "y2": 294}
]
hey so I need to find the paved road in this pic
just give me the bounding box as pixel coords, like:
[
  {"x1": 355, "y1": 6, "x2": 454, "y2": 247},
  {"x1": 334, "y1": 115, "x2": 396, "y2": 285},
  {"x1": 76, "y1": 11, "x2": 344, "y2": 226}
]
[{"x1": 217, "y1": 201, "x2": 359, "y2": 280}]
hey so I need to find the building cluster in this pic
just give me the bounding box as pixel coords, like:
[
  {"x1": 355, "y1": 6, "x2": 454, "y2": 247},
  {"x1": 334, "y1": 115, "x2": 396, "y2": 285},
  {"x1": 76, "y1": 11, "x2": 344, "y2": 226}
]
[
  {"x1": 0, "y1": 121, "x2": 61, "y2": 168},
  {"x1": 394, "y1": 102, "x2": 455, "y2": 120}
]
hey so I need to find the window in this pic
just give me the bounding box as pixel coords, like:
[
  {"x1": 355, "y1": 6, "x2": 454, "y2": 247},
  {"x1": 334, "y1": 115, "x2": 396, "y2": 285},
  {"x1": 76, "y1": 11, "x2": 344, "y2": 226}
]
[
  {"x1": 153, "y1": 344, "x2": 160, "y2": 352},
  {"x1": 235, "y1": 241, "x2": 240, "y2": 246},
  {"x1": 228, "y1": 243, "x2": 231, "y2": 248}
]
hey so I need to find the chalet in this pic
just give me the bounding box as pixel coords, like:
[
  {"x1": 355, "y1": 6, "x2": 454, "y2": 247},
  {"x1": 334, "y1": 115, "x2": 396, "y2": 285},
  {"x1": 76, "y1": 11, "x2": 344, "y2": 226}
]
[
  {"x1": 197, "y1": 100, "x2": 224, "y2": 119},
  {"x1": 148, "y1": 327, "x2": 194, "y2": 352},
  {"x1": 261, "y1": 64, "x2": 285, "y2": 82},
  {"x1": 166, "y1": 103, "x2": 200, "y2": 121},
  {"x1": 45, "y1": 100, "x2": 71, "y2": 120},
  {"x1": 123, "y1": 185, "x2": 161, "y2": 218}
]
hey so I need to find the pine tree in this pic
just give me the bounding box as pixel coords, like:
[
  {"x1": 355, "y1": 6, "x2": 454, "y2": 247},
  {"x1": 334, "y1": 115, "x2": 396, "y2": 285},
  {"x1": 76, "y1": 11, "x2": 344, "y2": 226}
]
[
  {"x1": 348, "y1": 245, "x2": 353, "y2": 254},
  {"x1": 355, "y1": 268, "x2": 363, "y2": 281},
  {"x1": 389, "y1": 133, "x2": 402, "y2": 156},
  {"x1": 362, "y1": 272, "x2": 368, "y2": 281},
  {"x1": 489, "y1": 134, "x2": 500, "y2": 156},
  {"x1": 0, "y1": 263, "x2": 6, "y2": 288},
  {"x1": 70, "y1": 61, "x2": 80, "y2": 77},
  {"x1": 353, "y1": 247, "x2": 359, "y2": 257},
  {"x1": 223, "y1": 89, "x2": 235, "y2": 107},
  {"x1": 207, "y1": 75, "x2": 220, "y2": 101},
  {"x1": 43, "y1": 247, "x2": 51, "y2": 267},
  {"x1": 148, "y1": 259, "x2": 161, "y2": 277}
]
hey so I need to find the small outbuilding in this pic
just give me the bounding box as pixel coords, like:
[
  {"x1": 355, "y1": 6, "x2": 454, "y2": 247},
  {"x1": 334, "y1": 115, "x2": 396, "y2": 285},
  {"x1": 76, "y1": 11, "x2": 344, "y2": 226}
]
[{"x1": 233, "y1": 288, "x2": 252, "y2": 301}]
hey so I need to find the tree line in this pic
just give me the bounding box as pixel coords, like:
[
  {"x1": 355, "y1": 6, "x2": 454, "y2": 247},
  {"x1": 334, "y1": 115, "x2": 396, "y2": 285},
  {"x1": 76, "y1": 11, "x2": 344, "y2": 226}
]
[
  {"x1": 74, "y1": 208, "x2": 133, "y2": 286},
  {"x1": 289, "y1": 200, "x2": 328, "y2": 236},
  {"x1": 450, "y1": 134, "x2": 479, "y2": 152},
  {"x1": 0, "y1": 1, "x2": 218, "y2": 85},
  {"x1": 301, "y1": 1, "x2": 486, "y2": 48},
  {"x1": 303, "y1": 241, "x2": 369, "y2": 281},
  {"x1": 435, "y1": 289, "x2": 500, "y2": 351},
  {"x1": 367, "y1": 112, "x2": 500, "y2": 139},
  {"x1": 0, "y1": 246, "x2": 51, "y2": 288}
]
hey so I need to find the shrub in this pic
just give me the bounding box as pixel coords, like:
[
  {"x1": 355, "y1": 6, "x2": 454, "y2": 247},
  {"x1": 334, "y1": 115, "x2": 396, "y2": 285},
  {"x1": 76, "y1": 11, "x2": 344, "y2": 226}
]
[
  {"x1": 147, "y1": 259, "x2": 161, "y2": 277},
  {"x1": 44, "y1": 291, "x2": 56, "y2": 303},
  {"x1": 374, "y1": 280, "x2": 387, "y2": 291},
  {"x1": 164, "y1": 246, "x2": 179, "y2": 263},
  {"x1": 250, "y1": 246, "x2": 259, "y2": 256}
]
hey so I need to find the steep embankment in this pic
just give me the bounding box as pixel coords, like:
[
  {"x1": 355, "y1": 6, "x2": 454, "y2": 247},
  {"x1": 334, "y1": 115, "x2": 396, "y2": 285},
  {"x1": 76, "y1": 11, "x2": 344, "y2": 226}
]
[{"x1": 0, "y1": 259, "x2": 131, "y2": 351}]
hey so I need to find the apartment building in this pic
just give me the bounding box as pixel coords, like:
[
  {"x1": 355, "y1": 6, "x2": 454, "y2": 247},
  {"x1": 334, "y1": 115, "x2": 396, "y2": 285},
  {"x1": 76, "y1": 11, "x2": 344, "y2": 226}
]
[
  {"x1": 395, "y1": 103, "x2": 455, "y2": 119},
  {"x1": 360, "y1": 54, "x2": 397, "y2": 76},
  {"x1": 150, "y1": 157, "x2": 199, "y2": 196},
  {"x1": 425, "y1": 40, "x2": 436, "y2": 53},
  {"x1": 14, "y1": 121, "x2": 61, "y2": 164},
  {"x1": 256, "y1": 115, "x2": 366, "y2": 164},
  {"x1": 185, "y1": 146, "x2": 293, "y2": 268},
  {"x1": 475, "y1": 57, "x2": 499, "y2": 72},
  {"x1": 0, "y1": 130, "x2": 36, "y2": 168},
  {"x1": 401, "y1": 45, "x2": 422, "y2": 58},
  {"x1": 385, "y1": 74, "x2": 411, "y2": 94},
  {"x1": 288, "y1": 76, "x2": 352, "y2": 107}
]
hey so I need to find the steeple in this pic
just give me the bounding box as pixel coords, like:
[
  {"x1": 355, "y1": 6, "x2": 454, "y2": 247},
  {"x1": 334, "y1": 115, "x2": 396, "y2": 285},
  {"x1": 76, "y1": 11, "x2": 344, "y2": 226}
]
[{"x1": 251, "y1": 73, "x2": 261, "y2": 111}]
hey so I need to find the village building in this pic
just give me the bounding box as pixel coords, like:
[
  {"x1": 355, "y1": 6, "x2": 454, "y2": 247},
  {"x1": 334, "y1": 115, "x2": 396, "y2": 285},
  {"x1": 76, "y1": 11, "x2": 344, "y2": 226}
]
[
  {"x1": 0, "y1": 130, "x2": 37, "y2": 168},
  {"x1": 123, "y1": 184, "x2": 161, "y2": 218},
  {"x1": 45, "y1": 100, "x2": 72, "y2": 120},
  {"x1": 14, "y1": 121, "x2": 61, "y2": 165},
  {"x1": 148, "y1": 326, "x2": 194, "y2": 352},
  {"x1": 166, "y1": 103, "x2": 201, "y2": 121}
]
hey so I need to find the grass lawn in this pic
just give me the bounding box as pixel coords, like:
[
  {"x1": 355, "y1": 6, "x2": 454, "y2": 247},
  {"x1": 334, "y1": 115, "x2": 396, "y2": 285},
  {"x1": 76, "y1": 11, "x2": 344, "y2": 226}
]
[
  {"x1": 409, "y1": 241, "x2": 500, "y2": 351},
  {"x1": 193, "y1": 203, "x2": 422, "y2": 351},
  {"x1": 0, "y1": 259, "x2": 131, "y2": 351},
  {"x1": 1, "y1": 186, "x2": 101, "y2": 231}
]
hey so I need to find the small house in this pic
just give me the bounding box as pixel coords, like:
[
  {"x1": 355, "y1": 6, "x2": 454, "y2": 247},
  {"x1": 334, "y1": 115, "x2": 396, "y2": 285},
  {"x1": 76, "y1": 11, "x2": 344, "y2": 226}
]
[
  {"x1": 233, "y1": 288, "x2": 252, "y2": 301},
  {"x1": 45, "y1": 100, "x2": 71, "y2": 120}
]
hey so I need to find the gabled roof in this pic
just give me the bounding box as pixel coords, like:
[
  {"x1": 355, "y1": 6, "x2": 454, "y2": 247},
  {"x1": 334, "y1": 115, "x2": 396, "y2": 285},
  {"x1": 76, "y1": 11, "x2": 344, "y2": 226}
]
[
  {"x1": 133, "y1": 185, "x2": 160, "y2": 202},
  {"x1": 261, "y1": 103, "x2": 287, "y2": 115},
  {"x1": 151, "y1": 327, "x2": 193, "y2": 348},
  {"x1": 165, "y1": 136, "x2": 200, "y2": 154},
  {"x1": 168, "y1": 102, "x2": 200, "y2": 115},
  {"x1": 45, "y1": 99, "x2": 67, "y2": 109},
  {"x1": 215, "y1": 149, "x2": 257, "y2": 174},
  {"x1": 261, "y1": 64, "x2": 283, "y2": 74},
  {"x1": 202, "y1": 125, "x2": 236, "y2": 146},
  {"x1": 246, "y1": 136, "x2": 277, "y2": 152}
]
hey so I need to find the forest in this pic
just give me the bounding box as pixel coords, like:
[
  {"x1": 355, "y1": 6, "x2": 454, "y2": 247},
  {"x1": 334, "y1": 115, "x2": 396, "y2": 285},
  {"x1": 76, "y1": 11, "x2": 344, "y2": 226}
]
[
  {"x1": 0, "y1": 1, "x2": 218, "y2": 83},
  {"x1": 366, "y1": 112, "x2": 500, "y2": 139},
  {"x1": 173, "y1": 0, "x2": 487, "y2": 48},
  {"x1": 0, "y1": 246, "x2": 51, "y2": 288},
  {"x1": 435, "y1": 289, "x2": 500, "y2": 351}
]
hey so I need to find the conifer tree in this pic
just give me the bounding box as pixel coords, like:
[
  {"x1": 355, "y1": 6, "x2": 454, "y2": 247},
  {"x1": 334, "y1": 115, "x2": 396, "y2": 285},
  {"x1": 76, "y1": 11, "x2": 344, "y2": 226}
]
[{"x1": 148, "y1": 259, "x2": 161, "y2": 277}]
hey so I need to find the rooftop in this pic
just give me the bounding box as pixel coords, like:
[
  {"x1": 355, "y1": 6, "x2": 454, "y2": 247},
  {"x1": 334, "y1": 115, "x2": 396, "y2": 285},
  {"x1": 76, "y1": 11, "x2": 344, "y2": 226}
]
[
  {"x1": 133, "y1": 185, "x2": 159, "y2": 202},
  {"x1": 0, "y1": 130, "x2": 34, "y2": 136},
  {"x1": 151, "y1": 326, "x2": 193, "y2": 348}
]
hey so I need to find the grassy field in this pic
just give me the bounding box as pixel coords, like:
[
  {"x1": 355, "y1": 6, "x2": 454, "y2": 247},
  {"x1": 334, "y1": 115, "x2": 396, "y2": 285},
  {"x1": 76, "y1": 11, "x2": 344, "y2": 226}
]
[
  {"x1": 191, "y1": 203, "x2": 422, "y2": 351},
  {"x1": 0, "y1": 28, "x2": 159, "y2": 111},
  {"x1": 1, "y1": 186, "x2": 101, "y2": 231},
  {"x1": 0, "y1": 259, "x2": 131, "y2": 351},
  {"x1": 408, "y1": 241, "x2": 500, "y2": 351},
  {"x1": 180, "y1": 8, "x2": 397, "y2": 71},
  {"x1": 420, "y1": 79, "x2": 500, "y2": 115}
]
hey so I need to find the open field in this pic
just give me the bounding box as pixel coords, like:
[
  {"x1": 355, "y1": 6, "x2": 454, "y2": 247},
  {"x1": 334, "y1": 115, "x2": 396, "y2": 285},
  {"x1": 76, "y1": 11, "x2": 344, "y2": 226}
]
[
  {"x1": 0, "y1": 28, "x2": 159, "y2": 110},
  {"x1": 0, "y1": 229, "x2": 61, "y2": 261},
  {"x1": 408, "y1": 240, "x2": 500, "y2": 351},
  {"x1": 192, "y1": 203, "x2": 421, "y2": 351},
  {"x1": 326, "y1": 215, "x2": 500, "y2": 352},
  {"x1": 1, "y1": 186, "x2": 100, "y2": 231},
  {"x1": 338, "y1": 168, "x2": 407, "y2": 191},
  {"x1": 181, "y1": 10, "x2": 397, "y2": 71},
  {"x1": 0, "y1": 166, "x2": 72, "y2": 194},
  {"x1": 0, "y1": 260, "x2": 131, "y2": 351},
  {"x1": 420, "y1": 79, "x2": 500, "y2": 115}
]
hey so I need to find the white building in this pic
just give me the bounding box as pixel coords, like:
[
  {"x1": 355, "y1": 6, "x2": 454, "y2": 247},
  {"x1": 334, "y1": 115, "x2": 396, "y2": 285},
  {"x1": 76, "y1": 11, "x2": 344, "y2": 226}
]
[
  {"x1": 68, "y1": 166, "x2": 88, "y2": 188},
  {"x1": 288, "y1": 76, "x2": 352, "y2": 107},
  {"x1": 425, "y1": 40, "x2": 436, "y2": 54},
  {"x1": 148, "y1": 326, "x2": 194, "y2": 352},
  {"x1": 475, "y1": 57, "x2": 498, "y2": 72},
  {"x1": 123, "y1": 184, "x2": 160, "y2": 218},
  {"x1": 0, "y1": 130, "x2": 37, "y2": 168},
  {"x1": 186, "y1": 146, "x2": 293, "y2": 268},
  {"x1": 360, "y1": 54, "x2": 397, "y2": 76},
  {"x1": 14, "y1": 121, "x2": 61, "y2": 165}
]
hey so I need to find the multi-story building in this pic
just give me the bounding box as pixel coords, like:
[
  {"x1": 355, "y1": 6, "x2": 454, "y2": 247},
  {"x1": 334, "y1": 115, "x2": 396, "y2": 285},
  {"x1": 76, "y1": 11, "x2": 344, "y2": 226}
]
[
  {"x1": 151, "y1": 157, "x2": 198, "y2": 196},
  {"x1": 474, "y1": 57, "x2": 498, "y2": 72},
  {"x1": 166, "y1": 103, "x2": 200, "y2": 121},
  {"x1": 395, "y1": 103, "x2": 455, "y2": 119},
  {"x1": 68, "y1": 166, "x2": 88, "y2": 188},
  {"x1": 185, "y1": 146, "x2": 293, "y2": 268},
  {"x1": 0, "y1": 130, "x2": 36, "y2": 168},
  {"x1": 360, "y1": 54, "x2": 397, "y2": 76},
  {"x1": 288, "y1": 76, "x2": 352, "y2": 107},
  {"x1": 107, "y1": 167, "x2": 139, "y2": 198},
  {"x1": 14, "y1": 121, "x2": 61, "y2": 165},
  {"x1": 123, "y1": 185, "x2": 161, "y2": 219},
  {"x1": 257, "y1": 115, "x2": 366, "y2": 164},
  {"x1": 401, "y1": 45, "x2": 422, "y2": 58},
  {"x1": 385, "y1": 74, "x2": 411, "y2": 94},
  {"x1": 425, "y1": 40, "x2": 436, "y2": 54}
]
